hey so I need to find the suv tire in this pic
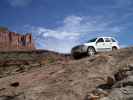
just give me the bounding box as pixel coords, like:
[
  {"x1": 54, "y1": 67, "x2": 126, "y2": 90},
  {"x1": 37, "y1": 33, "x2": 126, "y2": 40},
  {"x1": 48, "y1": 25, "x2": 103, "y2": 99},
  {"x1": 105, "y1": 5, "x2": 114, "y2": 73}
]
[
  {"x1": 87, "y1": 47, "x2": 96, "y2": 56},
  {"x1": 112, "y1": 47, "x2": 117, "y2": 51}
]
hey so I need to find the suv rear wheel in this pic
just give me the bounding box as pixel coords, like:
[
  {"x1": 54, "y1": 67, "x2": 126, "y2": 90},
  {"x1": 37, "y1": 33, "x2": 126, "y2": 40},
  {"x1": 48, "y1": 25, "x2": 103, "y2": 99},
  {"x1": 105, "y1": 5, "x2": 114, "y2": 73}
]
[
  {"x1": 87, "y1": 47, "x2": 96, "y2": 56},
  {"x1": 112, "y1": 46, "x2": 117, "y2": 51}
]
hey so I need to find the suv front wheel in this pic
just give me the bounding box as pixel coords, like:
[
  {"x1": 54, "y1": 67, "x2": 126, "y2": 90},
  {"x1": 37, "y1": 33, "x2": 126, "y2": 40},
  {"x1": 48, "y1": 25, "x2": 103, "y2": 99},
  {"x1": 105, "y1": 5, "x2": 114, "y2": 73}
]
[{"x1": 87, "y1": 47, "x2": 96, "y2": 56}]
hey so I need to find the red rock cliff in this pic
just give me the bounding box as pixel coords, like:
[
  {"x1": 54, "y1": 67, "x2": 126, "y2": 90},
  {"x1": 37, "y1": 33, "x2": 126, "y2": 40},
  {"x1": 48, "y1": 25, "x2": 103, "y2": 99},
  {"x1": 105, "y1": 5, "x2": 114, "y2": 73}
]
[{"x1": 0, "y1": 32, "x2": 35, "y2": 50}]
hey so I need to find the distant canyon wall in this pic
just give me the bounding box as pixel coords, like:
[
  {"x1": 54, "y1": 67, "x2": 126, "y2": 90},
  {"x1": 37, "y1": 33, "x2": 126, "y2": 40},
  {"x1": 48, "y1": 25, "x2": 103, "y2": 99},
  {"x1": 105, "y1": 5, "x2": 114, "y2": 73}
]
[{"x1": 0, "y1": 32, "x2": 35, "y2": 50}]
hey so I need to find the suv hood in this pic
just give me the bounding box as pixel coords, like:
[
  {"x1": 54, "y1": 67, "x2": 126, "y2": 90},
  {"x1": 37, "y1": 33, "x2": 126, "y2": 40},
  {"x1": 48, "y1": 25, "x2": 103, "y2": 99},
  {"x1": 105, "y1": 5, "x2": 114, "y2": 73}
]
[{"x1": 83, "y1": 42, "x2": 95, "y2": 46}]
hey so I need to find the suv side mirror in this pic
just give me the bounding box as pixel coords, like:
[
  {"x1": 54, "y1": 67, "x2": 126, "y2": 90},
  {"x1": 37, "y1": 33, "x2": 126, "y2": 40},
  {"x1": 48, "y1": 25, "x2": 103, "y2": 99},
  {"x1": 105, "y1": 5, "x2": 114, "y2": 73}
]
[{"x1": 96, "y1": 41, "x2": 99, "y2": 44}]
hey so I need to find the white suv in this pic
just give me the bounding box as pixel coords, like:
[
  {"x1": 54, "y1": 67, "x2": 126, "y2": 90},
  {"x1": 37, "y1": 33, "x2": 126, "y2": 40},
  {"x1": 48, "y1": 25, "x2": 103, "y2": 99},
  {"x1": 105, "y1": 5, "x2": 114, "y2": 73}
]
[{"x1": 71, "y1": 37, "x2": 120, "y2": 58}]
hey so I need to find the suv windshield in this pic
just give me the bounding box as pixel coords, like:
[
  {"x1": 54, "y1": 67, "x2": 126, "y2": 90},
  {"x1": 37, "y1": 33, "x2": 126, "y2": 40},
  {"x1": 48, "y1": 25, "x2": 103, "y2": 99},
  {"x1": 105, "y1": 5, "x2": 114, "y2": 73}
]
[{"x1": 87, "y1": 38, "x2": 97, "y2": 43}]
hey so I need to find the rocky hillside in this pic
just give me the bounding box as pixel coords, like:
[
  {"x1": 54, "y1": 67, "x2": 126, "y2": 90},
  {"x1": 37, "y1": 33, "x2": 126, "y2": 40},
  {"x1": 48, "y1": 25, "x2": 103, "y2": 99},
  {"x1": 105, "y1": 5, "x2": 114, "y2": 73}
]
[
  {"x1": 0, "y1": 50, "x2": 71, "y2": 78},
  {"x1": 0, "y1": 47, "x2": 132, "y2": 100}
]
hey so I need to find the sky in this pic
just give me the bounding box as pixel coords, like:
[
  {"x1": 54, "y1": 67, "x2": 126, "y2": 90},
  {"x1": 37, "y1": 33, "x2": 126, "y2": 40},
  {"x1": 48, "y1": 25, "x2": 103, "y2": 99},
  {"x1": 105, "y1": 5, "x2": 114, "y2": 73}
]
[{"x1": 0, "y1": 0, "x2": 133, "y2": 53}]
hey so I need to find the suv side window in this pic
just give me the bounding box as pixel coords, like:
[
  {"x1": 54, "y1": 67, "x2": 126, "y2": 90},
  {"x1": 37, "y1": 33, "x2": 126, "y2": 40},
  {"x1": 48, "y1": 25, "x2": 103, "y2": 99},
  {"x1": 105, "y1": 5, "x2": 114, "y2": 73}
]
[
  {"x1": 111, "y1": 38, "x2": 116, "y2": 42},
  {"x1": 105, "y1": 38, "x2": 111, "y2": 42},
  {"x1": 97, "y1": 38, "x2": 104, "y2": 43}
]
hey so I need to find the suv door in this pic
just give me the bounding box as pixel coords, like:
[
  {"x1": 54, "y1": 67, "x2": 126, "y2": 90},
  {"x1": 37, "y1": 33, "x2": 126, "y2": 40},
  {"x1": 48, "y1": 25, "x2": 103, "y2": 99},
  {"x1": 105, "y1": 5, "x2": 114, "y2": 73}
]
[
  {"x1": 104, "y1": 38, "x2": 112, "y2": 51},
  {"x1": 95, "y1": 38, "x2": 105, "y2": 52}
]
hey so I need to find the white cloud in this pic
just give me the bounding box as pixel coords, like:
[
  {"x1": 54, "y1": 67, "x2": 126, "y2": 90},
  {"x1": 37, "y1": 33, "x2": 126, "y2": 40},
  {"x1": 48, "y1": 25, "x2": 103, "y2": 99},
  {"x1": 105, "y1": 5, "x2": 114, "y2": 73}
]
[
  {"x1": 7, "y1": 0, "x2": 32, "y2": 7},
  {"x1": 24, "y1": 15, "x2": 124, "y2": 53},
  {"x1": 120, "y1": 44, "x2": 128, "y2": 48},
  {"x1": 29, "y1": 16, "x2": 122, "y2": 38}
]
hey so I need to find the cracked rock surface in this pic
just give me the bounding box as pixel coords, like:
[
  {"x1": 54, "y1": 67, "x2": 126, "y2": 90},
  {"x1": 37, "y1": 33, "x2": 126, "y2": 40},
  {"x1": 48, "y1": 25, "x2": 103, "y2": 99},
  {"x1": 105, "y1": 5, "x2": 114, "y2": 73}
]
[{"x1": 0, "y1": 48, "x2": 133, "y2": 100}]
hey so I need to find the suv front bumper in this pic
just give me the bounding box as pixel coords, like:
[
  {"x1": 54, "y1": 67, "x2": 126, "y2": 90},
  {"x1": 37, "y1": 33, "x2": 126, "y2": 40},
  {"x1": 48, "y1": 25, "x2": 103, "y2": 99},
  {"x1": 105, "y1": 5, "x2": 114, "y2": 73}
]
[{"x1": 71, "y1": 45, "x2": 87, "y2": 55}]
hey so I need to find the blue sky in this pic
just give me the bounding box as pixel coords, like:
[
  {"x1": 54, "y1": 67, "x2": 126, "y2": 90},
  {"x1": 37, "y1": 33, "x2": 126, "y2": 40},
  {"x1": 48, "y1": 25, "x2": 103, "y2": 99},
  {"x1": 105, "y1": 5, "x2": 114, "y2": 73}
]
[{"x1": 0, "y1": 0, "x2": 133, "y2": 53}]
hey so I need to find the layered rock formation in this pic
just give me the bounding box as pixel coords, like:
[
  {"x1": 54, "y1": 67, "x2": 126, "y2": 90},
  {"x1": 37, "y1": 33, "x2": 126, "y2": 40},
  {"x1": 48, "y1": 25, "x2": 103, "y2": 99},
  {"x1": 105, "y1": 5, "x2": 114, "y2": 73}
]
[{"x1": 0, "y1": 32, "x2": 35, "y2": 50}]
